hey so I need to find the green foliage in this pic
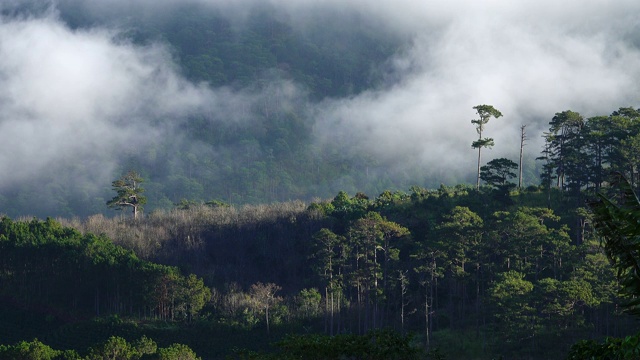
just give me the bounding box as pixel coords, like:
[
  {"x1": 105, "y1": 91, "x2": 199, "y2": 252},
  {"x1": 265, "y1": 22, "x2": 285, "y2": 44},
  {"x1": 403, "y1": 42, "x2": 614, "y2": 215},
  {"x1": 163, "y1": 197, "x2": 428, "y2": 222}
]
[
  {"x1": 6, "y1": 146, "x2": 640, "y2": 360},
  {"x1": 157, "y1": 343, "x2": 201, "y2": 360},
  {"x1": 241, "y1": 329, "x2": 425, "y2": 360},
  {"x1": 541, "y1": 108, "x2": 640, "y2": 197},
  {"x1": 435, "y1": 206, "x2": 483, "y2": 278},
  {"x1": 589, "y1": 172, "x2": 640, "y2": 315},
  {"x1": 306, "y1": 201, "x2": 335, "y2": 217},
  {"x1": 471, "y1": 105, "x2": 503, "y2": 137},
  {"x1": 87, "y1": 336, "x2": 135, "y2": 360},
  {"x1": 329, "y1": 191, "x2": 371, "y2": 221},
  {"x1": 564, "y1": 172, "x2": 640, "y2": 359},
  {"x1": 0, "y1": 216, "x2": 210, "y2": 322},
  {"x1": 480, "y1": 157, "x2": 518, "y2": 192},
  {"x1": 0, "y1": 336, "x2": 199, "y2": 360},
  {"x1": 3, "y1": 185, "x2": 628, "y2": 359},
  {"x1": 204, "y1": 199, "x2": 231, "y2": 208},
  {"x1": 374, "y1": 190, "x2": 411, "y2": 209},
  {"x1": 295, "y1": 288, "x2": 322, "y2": 319},
  {"x1": 106, "y1": 171, "x2": 147, "y2": 219},
  {"x1": 568, "y1": 334, "x2": 640, "y2": 360},
  {"x1": 489, "y1": 270, "x2": 534, "y2": 341},
  {"x1": 534, "y1": 277, "x2": 597, "y2": 334},
  {"x1": 470, "y1": 137, "x2": 495, "y2": 150},
  {"x1": 133, "y1": 336, "x2": 157, "y2": 358},
  {"x1": 0, "y1": 339, "x2": 61, "y2": 360},
  {"x1": 471, "y1": 104, "x2": 503, "y2": 189},
  {"x1": 181, "y1": 274, "x2": 212, "y2": 322}
]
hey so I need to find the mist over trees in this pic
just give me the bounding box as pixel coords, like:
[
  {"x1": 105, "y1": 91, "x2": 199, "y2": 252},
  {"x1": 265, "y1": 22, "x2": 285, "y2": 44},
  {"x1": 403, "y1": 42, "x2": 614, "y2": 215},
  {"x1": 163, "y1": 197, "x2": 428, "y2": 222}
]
[
  {"x1": 3, "y1": 1, "x2": 640, "y2": 359},
  {"x1": 2, "y1": 99, "x2": 640, "y2": 357},
  {"x1": 0, "y1": 1, "x2": 413, "y2": 218},
  {"x1": 14, "y1": 101, "x2": 640, "y2": 356},
  {"x1": 2, "y1": 0, "x2": 640, "y2": 217}
]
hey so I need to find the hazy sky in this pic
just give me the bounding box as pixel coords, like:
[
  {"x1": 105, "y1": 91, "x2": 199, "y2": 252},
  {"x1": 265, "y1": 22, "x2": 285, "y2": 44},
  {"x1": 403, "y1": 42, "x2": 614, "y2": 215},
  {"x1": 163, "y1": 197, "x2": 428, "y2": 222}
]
[{"x1": 1, "y1": 0, "x2": 639, "y2": 195}]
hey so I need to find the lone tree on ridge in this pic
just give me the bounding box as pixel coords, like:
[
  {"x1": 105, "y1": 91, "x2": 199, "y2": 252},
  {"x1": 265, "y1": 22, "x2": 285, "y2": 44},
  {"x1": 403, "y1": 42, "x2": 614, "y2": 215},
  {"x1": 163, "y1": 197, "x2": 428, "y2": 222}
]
[
  {"x1": 107, "y1": 170, "x2": 147, "y2": 219},
  {"x1": 471, "y1": 104, "x2": 503, "y2": 190}
]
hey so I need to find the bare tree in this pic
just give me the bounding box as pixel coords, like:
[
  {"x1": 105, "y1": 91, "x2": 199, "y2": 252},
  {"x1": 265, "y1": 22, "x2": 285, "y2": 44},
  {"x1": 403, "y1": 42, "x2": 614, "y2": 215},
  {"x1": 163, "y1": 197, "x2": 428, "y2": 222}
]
[
  {"x1": 249, "y1": 282, "x2": 282, "y2": 334},
  {"x1": 519, "y1": 124, "x2": 528, "y2": 189}
]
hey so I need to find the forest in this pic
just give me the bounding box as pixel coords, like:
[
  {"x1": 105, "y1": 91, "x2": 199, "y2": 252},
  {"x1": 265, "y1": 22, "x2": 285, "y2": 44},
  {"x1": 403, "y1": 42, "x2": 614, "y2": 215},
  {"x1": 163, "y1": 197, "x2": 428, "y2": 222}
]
[
  {"x1": 2, "y1": 1, "x2": 640, "y2": 359},
  {"x1": 3, "y1": 105, "x2": 640, "y2": 358}
]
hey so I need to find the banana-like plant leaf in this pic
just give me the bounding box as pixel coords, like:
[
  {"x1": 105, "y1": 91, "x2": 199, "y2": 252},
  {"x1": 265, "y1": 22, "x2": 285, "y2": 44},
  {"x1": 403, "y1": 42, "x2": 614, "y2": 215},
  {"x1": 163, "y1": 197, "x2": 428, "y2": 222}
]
[{"x1": 589, "y1": 172, "x2": 640, "y2": 316}]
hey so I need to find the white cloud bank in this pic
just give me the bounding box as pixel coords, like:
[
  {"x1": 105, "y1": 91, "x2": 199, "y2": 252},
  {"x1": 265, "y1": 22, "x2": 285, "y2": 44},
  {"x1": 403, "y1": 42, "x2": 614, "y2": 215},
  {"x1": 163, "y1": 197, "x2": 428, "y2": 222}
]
[
  {"x1": 1, "y1": 0, "x2": 640, "y2": 195},
  {"x1": 309, "y1": 0, "x2": 640, "y2": 181},
  {"x1": 0, "y1": 11, "x2": 214, "y2": 188}
]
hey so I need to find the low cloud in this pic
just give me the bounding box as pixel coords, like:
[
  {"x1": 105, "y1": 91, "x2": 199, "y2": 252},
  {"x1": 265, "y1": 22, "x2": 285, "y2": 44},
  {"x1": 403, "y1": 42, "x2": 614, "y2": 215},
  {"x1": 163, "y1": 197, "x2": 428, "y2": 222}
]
[
  {"x1": 0, "y1": 11, "x2": 213, "y2": 189},
  {"x1": 308, "y1": 0, "x2": 640, "y2": 182},
  {"x1": 1, "y1": 0, "x2": 639, "y2": 212}
]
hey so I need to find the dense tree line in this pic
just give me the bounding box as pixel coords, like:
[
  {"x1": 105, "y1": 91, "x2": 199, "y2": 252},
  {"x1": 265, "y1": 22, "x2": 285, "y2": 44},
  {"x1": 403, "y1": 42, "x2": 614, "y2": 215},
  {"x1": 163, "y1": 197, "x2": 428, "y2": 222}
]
[
  {"x1": 0, "y1": 336, "x2": 200, "y2": 360},
  {"x1": 0, "y1": 217, "x2": 210, "y2": 322},
  {"x1": 46, "y1": 185, "x2": 629, "y2": 359},
  {"x1": 567, "y1": 173, "x2": 640, "y2": 358},
  {"x1": 541, "y1": 108, "x2": 640, "y2": 196},
  {"x1": 0, "y1": 195, "x2": 629, "y2": 359}
]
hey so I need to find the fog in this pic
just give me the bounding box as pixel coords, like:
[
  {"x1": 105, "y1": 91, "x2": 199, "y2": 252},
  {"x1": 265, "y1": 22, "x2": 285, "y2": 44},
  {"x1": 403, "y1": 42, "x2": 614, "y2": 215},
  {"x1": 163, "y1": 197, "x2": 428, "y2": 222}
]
[
  {"x1": 0, "y1": 10, "x2": 214, "y2": 189},
  {"x1": 311, "y1": 0, "x2": 640, "y2": 178},
  {"x1": 1, "y1": 0, "x2": 639, "y2": 214}
]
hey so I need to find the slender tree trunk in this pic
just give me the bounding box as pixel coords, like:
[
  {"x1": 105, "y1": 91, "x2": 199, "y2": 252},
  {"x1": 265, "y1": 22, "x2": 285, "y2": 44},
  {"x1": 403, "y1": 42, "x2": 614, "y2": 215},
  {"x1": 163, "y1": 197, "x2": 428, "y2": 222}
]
[
  {"x1": 430, "y1": 278, "x2": 435, "y2": 343},
  {"x1": 358, "y1": 283, "x2": 362, "y2": 334},
  {"x1": 448, "y1": 273, "x2": 455, "y2": 330},
  {"x1": 336, "y1": 291, "x2": 341, "y2": 335},
  {"x1": 424, "y1": 281, "x2": 431, "y2": 350},
  {"x1": 519, "y1": 125, "x2": 527, "y2": 189},
  {"x1": 265, "y1": 303, "x2": 271, "y2": 335},
  {"x1": 330, "y1": 290, "x2": 335, "y2": 336},
  {"x1": 399, "y1": 271, "x2": 408, "y2": 334},
  {"x1": 365, "y1": 283, "x2": 370, "y2": 332},
  {"x1": 547, "y1": 177, "x2": 552, "y2": 209},
  {"x1": 476, "y1": 146, "x2": 482, "y2": 190},
  {"x1": 475, "y1": 263, "x2": 480, "y2": 337},
  {"x1": 325, "y1": 287, "x2": 329, "y2": 334}
]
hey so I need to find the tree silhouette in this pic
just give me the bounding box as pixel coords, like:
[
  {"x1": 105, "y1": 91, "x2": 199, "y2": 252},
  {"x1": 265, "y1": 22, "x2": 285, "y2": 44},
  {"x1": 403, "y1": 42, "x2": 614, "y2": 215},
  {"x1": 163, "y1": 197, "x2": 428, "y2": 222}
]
[{"x1": 480, "y1": 158, "x2": 518, "y2": 190}]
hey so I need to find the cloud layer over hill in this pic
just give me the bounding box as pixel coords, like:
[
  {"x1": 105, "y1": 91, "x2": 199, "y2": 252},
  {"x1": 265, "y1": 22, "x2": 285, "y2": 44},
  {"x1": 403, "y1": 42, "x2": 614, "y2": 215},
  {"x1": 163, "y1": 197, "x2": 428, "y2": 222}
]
[
  {"x1": 0, "y1": 9, "x2": 214, "y2": 190},
  {"x1": 1, "y1": 0, "x2": 639, "y2": 214},
  {"x1": 310, "y1": 0, "x2": 640, "y2": 177}
]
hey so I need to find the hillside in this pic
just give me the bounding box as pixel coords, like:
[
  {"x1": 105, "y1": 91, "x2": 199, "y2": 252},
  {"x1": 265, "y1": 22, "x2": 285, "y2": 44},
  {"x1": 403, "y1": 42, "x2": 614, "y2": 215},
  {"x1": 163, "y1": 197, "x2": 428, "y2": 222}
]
[
  {"x1": 1, "y1": 182, "x2": 638, "y2": 359},
  {"x1": 4, "y1": 103, "x2": 640, "y2": 357},
  {"x1": 1, "y1": 2, "x2": 640, "y2": 358},
  {"x1": 0, "y1": 1, "x2": 418, "y2": 218},
  {"x1": 2, "y1": 1, "x2": 637, "y2": 218}
]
